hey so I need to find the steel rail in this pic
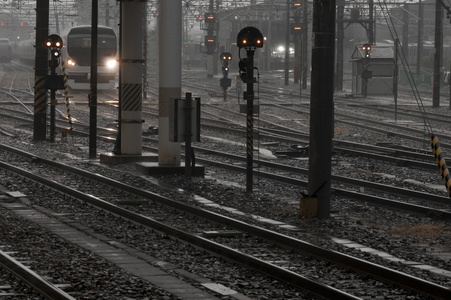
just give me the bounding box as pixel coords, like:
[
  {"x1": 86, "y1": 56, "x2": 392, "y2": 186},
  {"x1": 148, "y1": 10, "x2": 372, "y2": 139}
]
[
  {"x1": 0, "y1": 112, "x2": 446, "y2": 207},
  {"x1": 1, "y1": 145, "x2": 451, "y2": 299},
  {"x1": 0, "y1": 158, "x2": 358, "y2": 300},
  {"x1": 0, "y1": 249, "x2": 75, "y2": 300},
  {"x1": 190, "y1": 145, "x2": 451, "y2": 206}
]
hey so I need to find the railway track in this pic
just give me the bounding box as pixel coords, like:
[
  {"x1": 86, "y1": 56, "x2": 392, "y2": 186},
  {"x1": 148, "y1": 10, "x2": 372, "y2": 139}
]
[
  {"x1": 2, "y1": 94, "x2": 451, "y2": 213},
  {"x1": 0, "y1": 144, "x2": 450, "y2": 299},
  {"x1": 0, "y1": 245, "x2": 75, "y2": 299},
  {"x1": 1, "y1": 66, "x2": 451, "y2": 298}
]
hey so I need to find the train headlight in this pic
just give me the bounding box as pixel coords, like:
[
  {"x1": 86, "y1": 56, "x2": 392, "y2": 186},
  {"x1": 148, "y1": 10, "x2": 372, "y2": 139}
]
[
  {"x1": 67, "y1": 58, "x2": 76, "y2": 66},
  {"x1": 106, "y1": 58, "x2": 117, "y2": 69}
]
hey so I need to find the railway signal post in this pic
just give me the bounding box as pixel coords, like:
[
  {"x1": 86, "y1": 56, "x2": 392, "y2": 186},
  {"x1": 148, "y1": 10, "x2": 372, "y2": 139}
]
[
  {"x1": 361, "y1": 43, "x2": 372, "y2": 98},
  {"x1": 219, "y1": 52, "x2": 232, "y2": 101},
  {"x1": 237, "y1": 27, "x2": 263, "y2": 193},
  {"x1": 45, "y1": 34, "x2": 64, "y2": 142}
]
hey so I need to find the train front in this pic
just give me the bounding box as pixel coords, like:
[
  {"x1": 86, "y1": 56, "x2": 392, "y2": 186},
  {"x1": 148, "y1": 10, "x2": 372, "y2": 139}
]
[{"x1": 64, "y1": 26, "x2": 118, "y2": 90}]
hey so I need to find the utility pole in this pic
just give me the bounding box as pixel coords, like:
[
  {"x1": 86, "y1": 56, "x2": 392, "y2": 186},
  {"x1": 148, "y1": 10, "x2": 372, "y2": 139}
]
[
  {"x1": 308, "y1": 0, "x2": 336, "y2": 219},
  {"x1": 89, "y1": 0, "x2": 98, "y2": 159},
  {"x1": 336, "y1": 1, "x2": 344, "y2": 91},
  {"x1": 205, "y1": 0, "x2": 217, "y2": 78},
  {"x1": 402, "y1": 4, "x2": 409, "y2": 57},
  {"x1": 368, "y1": 0, "x2": 374, "y2": 45},
  {"x1": 284, "y1": 0, "x2": 290, "y2": 86},
  {"x1": 302, "y1": 0, "x2": 308, "y2": 90},
  {"x1": 33, "y1": 0, "x2": 49, "y2": 141},
  {"x1": 416, "y1": 0, "x2": 423, "y2": 75},
  {"x1": 394, "y1": 39, "x2": 399, "y2": 121},
  {"x1": 433, "y1": 0, "x2": 443, "y2": 107}
]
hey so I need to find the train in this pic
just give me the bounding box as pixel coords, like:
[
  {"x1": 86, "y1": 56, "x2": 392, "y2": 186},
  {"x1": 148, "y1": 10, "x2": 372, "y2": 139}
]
[
  {"x1": 17, "y1": 39, "x2": 34, "y2": 65},
  {"x1": 0, "y1": 38, "x2": 12, "y2": 62},
  {"x1": 380, "y1": 39, "x2": 451, "y2": 70},
  {"x1": 183, "y1": 43, "x2": 206, "y2": 69},
  {"x1": 16, "y1": 25, "x2": 118, "y2": 90},
  {"x1": 63, "y1": 25, "x2": 118, "y2": 90}
]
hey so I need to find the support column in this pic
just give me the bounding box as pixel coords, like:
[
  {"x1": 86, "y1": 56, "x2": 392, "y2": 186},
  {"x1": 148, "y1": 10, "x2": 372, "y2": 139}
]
[
  {"x1": 33, "y1": 0, "x2": 49, "y2": 141},
  {"x1": 284, "y1": 0, "x2": 290, "y2": 86},
  {"x1": 120, "y1": 0, "x2": 144, "y2": 155},
  {"x1": 368, "y1": 0, "x2": 374, "y2": 45},
  {"x1": 402, "y1": 4, "x2": 409, "y2": 56},
  {"x1": 308, "y1": 0, "x2": 336, "y2": 219},
  {"x1": 159, "y1": 0, "x2": 181, "y2": 166},
  {"x1": 336, "y1": 1, "x2": 344, "y2": 91},
  {"x1": 302, "y1": 0, "x2": 308, "y2": 89},
  {"x1": 433, "y1": 0, "x2": 443, "y2": 107},
  {"x1": 416, "y1": 0, "x2": 424, "y2": 75}
]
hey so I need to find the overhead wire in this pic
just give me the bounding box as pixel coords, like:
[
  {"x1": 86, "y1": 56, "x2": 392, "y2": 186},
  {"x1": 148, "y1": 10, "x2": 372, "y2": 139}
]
[
  {"x1": 377, "y1": 0, "x2": 433, "y2": 135},
  {"x1": 378, "y1": 0, "x2": 451, "y2": 198}
]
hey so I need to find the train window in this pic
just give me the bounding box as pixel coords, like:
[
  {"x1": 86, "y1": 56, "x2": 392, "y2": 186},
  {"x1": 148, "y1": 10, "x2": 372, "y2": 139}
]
[
  {"x1": 68, "y1": 36, "x2": 91, "y2": 48},
  {"x1": 68, "y1": 35, "x2": 116, "y2": 48},
  {"x1": 98, "y1": 36, "x2": 116, "y2": 48}
]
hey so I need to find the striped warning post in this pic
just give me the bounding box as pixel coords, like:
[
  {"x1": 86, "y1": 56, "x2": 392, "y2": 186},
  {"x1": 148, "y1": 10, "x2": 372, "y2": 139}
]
[
  {"x1": 121, "y1": 83, "x2": 142, "y2": 111},
  {"x1": 61, "y1": 60, "x2": 72, "y2": 129},
  {"x1": 34, "y1": 76, "x2": 46, "y2": 114},
  {"x1": 430, "y1": 134, "x2": 451, "y2": 198},
  {"x1": 247, "y1": 114, "x2": 253, "y2": 158}
]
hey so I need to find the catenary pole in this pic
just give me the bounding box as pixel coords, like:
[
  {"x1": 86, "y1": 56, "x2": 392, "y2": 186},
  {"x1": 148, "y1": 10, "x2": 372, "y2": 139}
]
[
  {"x1": 89, "y1": 0, "x2": 98, "y2": 159},
  {"x1": 284, "y1": 0, "x2": 290, "y2": 86},
  {"x1": 120, "y1": 0, "x2": 144, "y2": 155},
  {"x1": 159, "y1": 0, "x2": 182, "y2": 166},
  {"x1": 33, "y1": 0, "x2": 49, "y2": 141},
  {"x1": 416, "y1": 0, "x2": 423, "y2": 75},
  {"x1": 433, "y1": 0, "x2": 443, "y2": 107},
  {"x1": 308, "y1": 0, "x2": 336, "y2": 219},
  {"x1": 302, "y1": 0, "x2": 308, "y2": 90}
]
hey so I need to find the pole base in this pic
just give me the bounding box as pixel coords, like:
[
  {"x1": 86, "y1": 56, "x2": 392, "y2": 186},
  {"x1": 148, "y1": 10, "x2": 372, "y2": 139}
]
[
  {"x1": 99, "y1": 152, "x2": 158, "y2": 165},
  {"x1": 299, "y1": 197, "x2": 318, "y2": 218},
  {"x1": 136, "y1": 162, "x2": 205, "y2": 177}
]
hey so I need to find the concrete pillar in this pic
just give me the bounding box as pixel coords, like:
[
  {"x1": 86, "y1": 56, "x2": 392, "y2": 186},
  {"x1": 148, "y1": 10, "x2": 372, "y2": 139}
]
[
  {"x1": 120, "y1": 1, "x2": 144, "y2": 155},
  {"x1": 158, "y1": 0, "x2": 182, "y2": 165}
]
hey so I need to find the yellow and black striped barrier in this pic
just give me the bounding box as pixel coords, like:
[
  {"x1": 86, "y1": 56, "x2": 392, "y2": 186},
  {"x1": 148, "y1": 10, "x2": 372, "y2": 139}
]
[
  {"x1": 34, "y1": 76, "x2": 46, "y2": 115},
  {"x1": 247, "y1": 114, "x2": 253, "y2": 158},
  {"x1": 430, "y1": 134, "x2": 451, "y2": 198}
]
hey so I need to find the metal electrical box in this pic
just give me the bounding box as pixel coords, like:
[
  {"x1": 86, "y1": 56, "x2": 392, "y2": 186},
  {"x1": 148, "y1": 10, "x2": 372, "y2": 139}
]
[{"x1": 169, "y1": 96, "x2": 201, "y2": 142}]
